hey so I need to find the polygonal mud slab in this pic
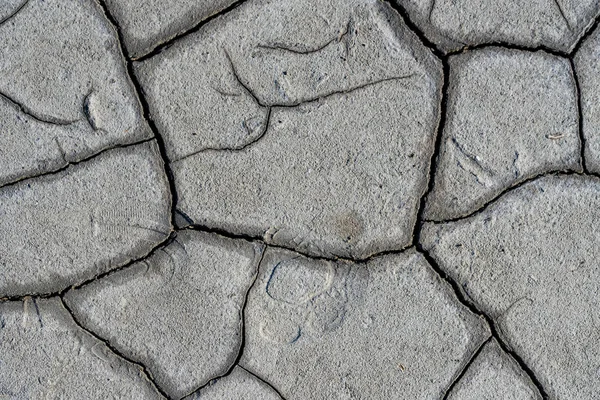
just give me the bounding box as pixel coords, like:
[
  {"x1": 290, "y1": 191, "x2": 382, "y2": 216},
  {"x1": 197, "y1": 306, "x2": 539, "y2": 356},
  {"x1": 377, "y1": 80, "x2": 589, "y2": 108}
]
[
  {"x1": 421, "y1": 174, "x2": 600, "y2": 399},
  {"x1": 447, "y1": 339, "x2": 542, "y2": 400},
  {"x1": 0, "y1": 141, "x2": 171, "y2": 297},
  {"x1": 425, "y1": 48, "x2": 580, "y2": 221},
  {"x1": 395, "y1": 0, "x2": 599, "y2": 53},
  {"x1": 104, "y1": 0, "x2": 239, "y2": 59},
  {"x1": 184, "y1": 367, "x2": 282, "y2": 400},
  {"x1": 136, "y1": 0, "x2": 442, "y2": 259},
  {"x1": 0, "y1": 297, "x2": 162, "y2": 399},
  {"x1": 240, "y1": 247, "x2": 490, "y2": 400},
  {"x1": 575, "y1": 24, "x2": 600, "y2": 173},
  {"x1": 65, "y1": 231, "x2": 263, "y2": 399},
  {"x1": 0, "y1": 0, "x2": 150, "y2": 187}
]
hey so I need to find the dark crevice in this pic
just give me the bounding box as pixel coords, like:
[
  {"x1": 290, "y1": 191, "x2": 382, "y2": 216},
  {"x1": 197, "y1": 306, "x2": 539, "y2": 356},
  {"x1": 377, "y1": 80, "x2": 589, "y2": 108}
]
[
  {"x1": 382, "y1": 0, "x2": 444, "y2": 58},
  {"x1": 569, "y1": 12, "x2": 600, "y2": 56},
  {"x1": 0, "y1": 0, "x2": 28, "y2": 27},
  {"x1": 0, "y1": 137, "x2": 155, "y2": 192},
  {"x1": 446, "y1": 42, "x2": 569, "y2": 58},
  {"x1": 133, "y1": 0, "x2": 249, "y2": 62},
  {"x1": 423, "y1": 169, "x2": 586, "y2": 225},
  {"x1": 0, "y1": 90, "x2": 78, "y2": 126},
  {"x1": 237, "y1": 365, "x2": 288, "y2": 400},
  {"x1": 411, "y1": 56, "x2": 449, "y2": 244},
  {"x1": 415, "y1": 247, "x2": 549, "y2": 399},
  {"x1": 59, "y1": 297, "x2": 174, "y2": 400},
  {"x1": 96, "y1": 0, "x2": 179, "y2": 228},
  {"x1": 0, "y1": 232, "x2": 176, "y2": 303},
  {"x1": 570, "y1": 57, "x2": 588, "y2": 173},
  {"x1": 182, "y1": 247, "x2": 267, "y2": 398},
  {"x1": 182, "y1": 223, "x2": 413, "y2": 264},
  {"x1": 441, "y1": 337, "x2": 491, "y2": 399}
]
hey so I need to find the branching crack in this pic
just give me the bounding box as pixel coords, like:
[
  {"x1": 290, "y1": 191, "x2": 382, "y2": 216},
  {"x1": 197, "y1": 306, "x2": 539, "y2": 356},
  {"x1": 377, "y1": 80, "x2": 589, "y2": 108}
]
[
  {"x1": 96, "y1": 0, "x2": 179, "y2": 228},
  {"x1": 237, "y1": 365, "x2": 288, "y2": 400},
  {"x1": 416, "y1": 247, "x2": 549, "y2": 399},
  {"x1": 172, "y1": 49, "x2": 415, "y2": 162},
  {"x1": 441, "y1": 337, "x2": 491, "y2": 399},
  {"x1": 0, "y1": 231, "x2": 175, "y2": 303},
  {"x1": 0, "y1": 0, "x2": 28, "y2": 27},
  {"x1": 59, "y1": 297, "x2": 173, "y2": 399},
  {"x1": 182, "y1": 246, "x2": 267, "y2": 398},
  {"x1": 0, "y1": 90, "x2": 77, "y2": 126}
]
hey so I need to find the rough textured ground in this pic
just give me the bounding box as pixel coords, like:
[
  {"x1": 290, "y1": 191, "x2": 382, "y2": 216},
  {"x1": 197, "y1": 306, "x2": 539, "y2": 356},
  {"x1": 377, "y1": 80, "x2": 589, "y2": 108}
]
[{"x1": 1, "y1": 0, "x2": 599, "y2": 399}]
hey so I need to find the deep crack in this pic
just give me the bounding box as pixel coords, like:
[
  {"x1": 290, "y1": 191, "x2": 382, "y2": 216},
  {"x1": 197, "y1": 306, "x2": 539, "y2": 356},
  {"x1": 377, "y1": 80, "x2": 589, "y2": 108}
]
[{"x1": 96, "y1": 0, "x2": 180, "y2": 229}]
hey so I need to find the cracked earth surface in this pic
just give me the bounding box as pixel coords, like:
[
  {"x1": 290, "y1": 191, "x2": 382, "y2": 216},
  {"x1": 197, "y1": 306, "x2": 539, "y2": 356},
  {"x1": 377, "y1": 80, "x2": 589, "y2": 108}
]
[{"x1": 1, "y1": 0, "x2": 599, "y2": 399}]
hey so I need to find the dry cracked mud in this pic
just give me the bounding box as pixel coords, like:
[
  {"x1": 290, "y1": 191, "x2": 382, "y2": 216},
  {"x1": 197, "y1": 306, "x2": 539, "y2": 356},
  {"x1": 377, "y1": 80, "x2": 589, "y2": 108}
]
[{"x1": 1, "y1": 0, "x2": 600, "y2": 399}]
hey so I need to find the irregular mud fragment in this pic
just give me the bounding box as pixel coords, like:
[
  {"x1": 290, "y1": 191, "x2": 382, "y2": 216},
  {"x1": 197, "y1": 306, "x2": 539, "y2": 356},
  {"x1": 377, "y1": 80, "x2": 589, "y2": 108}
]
[
  {"x1": 65, "y1": 231, "x2": 263, "y2": 399},
  {"x1": 136, "y1": 0, "x2": 442, "y2": 259},
  {"x1": 395, "y1": 0, "x2": 600, "y2": 53},
  {"x1": 0, "y1": 0, "x2": 151, "y2": 187},
  {"x1": 447, "y1": 339, "x2": 542, "y2": 400},
  {"x1": 184, "y1": 367, "x2": 282, "y2": 400},
  {"x1": 241, "y1": 247, "x2": 490, "y2": 399},
  {"x1": 0, "y1": 142, "x2": 171, "y2": 297},
  {"x1": 422, "y1": 174, "x2": 600, "y2": 399},
  {"x1": 0, "y1": 297, "x2": 162, "y2": 399},
  {"x1": 425, "y1": 48, "x2": 580, "y2": 221}
]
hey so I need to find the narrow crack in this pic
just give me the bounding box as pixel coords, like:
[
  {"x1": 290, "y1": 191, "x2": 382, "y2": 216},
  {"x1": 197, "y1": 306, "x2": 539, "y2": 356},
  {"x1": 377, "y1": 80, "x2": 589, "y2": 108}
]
[
  {"x1": 133, "y1": 0, "x2": 249, "y2": 61},
  {"x1": 237, "y1": 365, "x2": 288, "y2": 400},
  {"x1": 271, "y1": 74, "x2": 417, "y2": 109},
  {"x1": 441, "y1": 337, "x2": 491, "y2": 399},
  {"x1": 182, "y1": 247, "x2": 266, "y2": 398},
  {"x1": 0, "y1": 232, "x2": 176, "y2": 303},
  {"x1": 569, "y1": 57, "x2": 588, "y2": 173},
  {"x1": 96, "y1": 0, "x2": 180, "y2": 228},
  {"x1": 552, "y1": 0, "x2": 572, "y2": 32},
  {"x1": 0, "y1": 90, "x2": 78, "y2": 126},
  {"x1": 256, "y1": 19, "x2": 351, "y2": 55},
  {"x1": 0, "y1": 137, "x2": 155, "y2": 192},
  {"x1": 0, "y1": 0, "x2": 28, "y2": 27},
  {"x1": 423, "y1": 169, "x2": 586, "y2": 225},
  {"x1": 172, "y1": 107, "x2": 272, "y2": 163},
  {"x1": 428, "y1": 0, "x2": 437, "y2": 23},
  {"x1": 569, "y1": 11, "x2": 600, "y2": 56},
  {"x1": 181, "y1": 223, "x2": 413, "y2": 264},
  {"x1": 58, "y1": 296, "x2": 173, "y2": 400},
  {"x1": 172, "y1": 59, "x2": 415, "y2": 163}
]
